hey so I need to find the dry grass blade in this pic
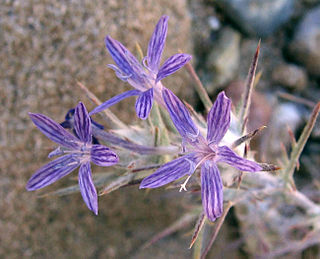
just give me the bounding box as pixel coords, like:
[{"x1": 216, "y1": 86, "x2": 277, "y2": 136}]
[
  {"x1": 131, "y1": 164, "x2": 162, "y2": 173},
  {"x1": 239, "y1": 41, "x2": 260, "y2": 133},
  {"x1": 231, "y1": 126, "x2": 266, "y2": 149},
  {"x1": 201, "y1": 202, "x2": 233, "y2": 259},
  {"x1": 141, "y1": 213, "x2": 198, "y2": 250},
  {"x1": 283, "y1": 102, "x2": 320, "y2": 186},
  {"x1": 184, "y1": 62, "x2": 212, "y2": 112},
  {"x1": 189, "y1": 211, "x2": 206, "y2": 249},
  {"x1": 76, "y1": 81, "x2": 127, "y2": 129}
]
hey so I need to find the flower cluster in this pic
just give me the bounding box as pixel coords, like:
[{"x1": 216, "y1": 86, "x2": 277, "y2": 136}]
[
  {"x1": 27, "y1": 16, "x2": 262, "y2": 221},
  {"x1": 140, "y1": 90, "x2": 262, "y2": 221},
  {"x1": 89, "y1": 15, "x2": 191, "y2": 119},
  {"x1": 27, "y1": 102, "x2": 118, "y2": 214}
]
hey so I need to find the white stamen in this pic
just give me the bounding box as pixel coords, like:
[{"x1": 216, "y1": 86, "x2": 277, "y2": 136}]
[
  {"x1": 179, "y1": 175, "x2": 192, "y2": 192},
  {"x1": 178, "y1": 153, "x2": 214, "y2": 192}
]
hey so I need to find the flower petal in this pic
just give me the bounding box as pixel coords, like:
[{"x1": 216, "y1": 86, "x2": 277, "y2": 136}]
[
  {"x1": 207, "y1": 91, "x2": 231, "y2": 144},
  {"x1": 74, "y1": 102, "x2": 92, "y2": 144},
  {"x1": 162, "y1": 88, "x2": 200, "y2": 142},
  {"x1": 26, "y1": 154, "x2": 79, "y2": 191},
  {"x1": 135, "y1": 88, "x2": 154, "y2": 120},
  {"x1": 147, "y1": 15, "x2": 169, "y2": 72},
  {"x1": 217, "y1": 146, "x2": 262, "y2": 172},
  {"x1": 139, "y1": 153, "x2": 198, "y2": 189},
  {"x1": 201, "y1": 161, "x2": 223, "y2": 222},
  {"x1": 29, "y1": 113, "x2": 80, "y2": 149},
  {"x1": 78, "y1": 162, "x2": 98, "y2": 215},
  {"x1": 89, "y1": 89, "x2": 141, "y2": 115},
  {"x1": 90, "y1": 144, "x2": 119, "y2": 167},
  {"x1": 156, "y1": 53, "x2": 192, "y2": 82},
  {"x1": 105, "y1": 36, "x2": 146, "y2": 87}
]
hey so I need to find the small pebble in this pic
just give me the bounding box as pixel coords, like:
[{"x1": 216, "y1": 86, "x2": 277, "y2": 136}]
[{"x1": 272, "y1": 64, "x2": 307, "y2": 91}]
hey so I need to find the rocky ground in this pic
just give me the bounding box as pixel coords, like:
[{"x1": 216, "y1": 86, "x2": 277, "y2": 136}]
[{"x1": 1, "y1": 0, "x2": 319, "y2": 258}]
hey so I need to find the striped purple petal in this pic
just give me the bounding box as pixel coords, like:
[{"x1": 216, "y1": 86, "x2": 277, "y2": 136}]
[
  {"x1": 201, "y1": 161, "x2": 223, "y2": 222},
  {"x1": 147, "y1": 15, "x2": 169, "y2": 72},
  {"x1": 217, "y1": 146, "x2": 262, "y2": 172},
  {"x1": 105, "y1": 36, "x2": 146, "y2": 86},
  {"x1": 78, "y1": 162, "x2": 98, "y2": 215},
  {"x1": 135, "y1": 88, "x2": 154, "y2": 120},
  {"x1": 139, "y1": 153, "x2": 198, "y2": 189},
  {"x1": 74, "y1": 102, "x2": 92, "y2": 144},
  {"x1": 207, "y1": 91, "x2": 231, "y2": 144},
  {"x1": 90, "y1": 144, "x2": 119, "y2": 167},
  {"x1": 162, "y1": 88, "x2": 201, "y2": 143},
  {"x1": 29, "y1": 113, "x2": 80, "y2": 149},
  {"x1": 26, "y1": 154, "x2": 79, "y2": 191},
  {"x1": 89, "y1": 90, "x2": 141, "y2": 116},
  {"x1": 156, "y1": 54, "x2": 192, "y2": 83}
]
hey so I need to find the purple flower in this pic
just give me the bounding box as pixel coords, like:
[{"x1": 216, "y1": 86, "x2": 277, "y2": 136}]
[
  {"x1": 89, "y1": 15, "x2": 192, "y2": 120},
  {"x1": 140, "y1": 90, "x2": 262, "y2": 221},
  {"x1": 26, "y1": 102, "x2": 119, "y2": 215}
]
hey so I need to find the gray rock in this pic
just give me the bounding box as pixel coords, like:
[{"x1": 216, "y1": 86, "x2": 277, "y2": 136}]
[
  {"x1": 272, "y1": 64, "x2": 308, "y2": 91},
  {"x1": 289, "y1": 6, "x2": 320, "y2": 77},
  {"x1": 214, "y1": 0, "x2": 295, "y2": 37},
  {"x1": 205, "y1": 27, "x2": 241, "y2": 93}
]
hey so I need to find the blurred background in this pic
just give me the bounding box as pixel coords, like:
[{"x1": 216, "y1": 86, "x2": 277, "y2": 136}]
[{"x1": 1, "y1": 0, "x2": 319, "y2": 258}]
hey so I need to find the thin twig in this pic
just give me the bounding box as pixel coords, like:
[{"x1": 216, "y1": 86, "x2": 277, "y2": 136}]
[
  {"x1": 76, "y1": 81, "x2": 127, "y2": 129},
  {"x1": 189, "y1": 211, "x2": 206, "y2": 249},
  {"x1": 201, "y1": 202, "x2": 233, "y2": 259},
  {"x1": 141, "y1": 213, "x2": 198, "y2": 250},
  {"x1": 92, "y1": 126, "x2": 179, "y2": 155},
  {"x1": 193, "y1": 217, "x2": 205, "y2": 259},
  {"x1": 235, "y1": 42, "x2": 261, "y2": 190},
  {"x1": 277, "y1": 91, "x2": 316, "y2": 108},
  {"x1": 131, "y1": 164, "x2": 162, "y2": 173}
]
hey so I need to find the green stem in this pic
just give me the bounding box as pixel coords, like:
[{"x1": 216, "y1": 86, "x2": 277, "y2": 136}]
[{"x1": 283, "y1": 102, "x2": 320, "y2": 187}]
